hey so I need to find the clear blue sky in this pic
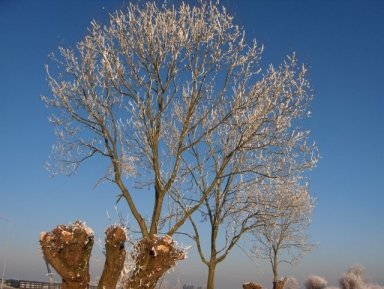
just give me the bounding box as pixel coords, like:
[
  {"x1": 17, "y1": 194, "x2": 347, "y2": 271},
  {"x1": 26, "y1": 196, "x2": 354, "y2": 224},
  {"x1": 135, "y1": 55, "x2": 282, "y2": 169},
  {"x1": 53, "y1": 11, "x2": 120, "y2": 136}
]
[{"x1": 0, "y1": 0, "x2": 383, "y2": 288}]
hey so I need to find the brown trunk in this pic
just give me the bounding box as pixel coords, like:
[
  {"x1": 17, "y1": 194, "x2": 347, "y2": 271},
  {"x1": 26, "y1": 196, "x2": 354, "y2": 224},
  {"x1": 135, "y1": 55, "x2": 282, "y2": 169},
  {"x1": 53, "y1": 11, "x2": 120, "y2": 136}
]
[
  {"x1": 273, "y1": 278, "x2": 287, "y2": 289},
  {"x1": 39, "y1": 221, "x2": 94, "y2": 289},
  {"x1": 61, "y1": 280, "x2": 88, "y2": 289},
  {"x1": 206, "y1": 263, "x2": 216, "y2": 289},
  {"x1": 98, "y1": 226, "x2": 127, "y2": 289},
  {"x1": 123, "y1": 235, "x2": 185, "y2": 289},
  {"x1": 40, "y1": 222, "x2": 182, "y2": 289}
]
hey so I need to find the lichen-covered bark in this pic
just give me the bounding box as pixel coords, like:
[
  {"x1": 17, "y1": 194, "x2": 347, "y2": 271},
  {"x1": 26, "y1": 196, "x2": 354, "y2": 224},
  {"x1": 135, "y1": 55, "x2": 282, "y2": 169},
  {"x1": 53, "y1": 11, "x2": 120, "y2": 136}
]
[
  {"x1": 123, "y1": 235, "x2": 185, "y2": 289},
  {"x1": 98, "y1": 226, "x2": 126, "y2": 289},
  {"x1": 39, "y1": 221, "x2": 94, "y2": 289}
]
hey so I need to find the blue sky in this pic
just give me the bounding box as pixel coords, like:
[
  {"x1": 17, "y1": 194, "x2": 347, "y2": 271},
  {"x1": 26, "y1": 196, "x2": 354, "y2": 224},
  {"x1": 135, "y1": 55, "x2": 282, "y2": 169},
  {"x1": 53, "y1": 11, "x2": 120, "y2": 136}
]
[{"x1": 0, "y1": 0, "x2": 383, "y2": 288}]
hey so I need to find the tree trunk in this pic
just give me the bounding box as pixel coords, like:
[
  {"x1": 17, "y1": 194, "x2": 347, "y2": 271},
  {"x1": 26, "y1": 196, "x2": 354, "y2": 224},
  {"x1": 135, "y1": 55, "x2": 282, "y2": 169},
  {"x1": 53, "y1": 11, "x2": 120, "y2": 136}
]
[
  {"x1": 271, "y1": 254, "x2": 286, "y2": 289},
  {"x1": 98, "y1": 226, "x2": 126, "y2": 289},
  {"x1": 123, "y1": 235, "x2": 185, "y2": 289},
  {"x1": 41, "y1": 221, "x2": 128, "y2": 289},
  {"x1": 206, "y1": 262, "x2": 216, "y2": 289},
  {"x1": 272, "y1": 252, "x2": 279, "y2": 284},
  {"x1": 40, "y1": 221, "x2": 94, "y2": 289}
]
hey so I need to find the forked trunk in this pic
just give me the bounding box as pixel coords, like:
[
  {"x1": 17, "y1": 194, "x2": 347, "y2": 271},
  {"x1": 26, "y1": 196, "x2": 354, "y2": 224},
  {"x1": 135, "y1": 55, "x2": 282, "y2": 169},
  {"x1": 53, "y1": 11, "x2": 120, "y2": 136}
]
[{"x1": 123, "y1": 235, "x2": 185, "y2": 289}]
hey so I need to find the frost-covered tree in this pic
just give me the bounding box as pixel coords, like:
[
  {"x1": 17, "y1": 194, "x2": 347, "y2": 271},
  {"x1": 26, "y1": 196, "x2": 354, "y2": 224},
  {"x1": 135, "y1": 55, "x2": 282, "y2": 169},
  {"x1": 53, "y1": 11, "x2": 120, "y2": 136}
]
[
  {"x1": 185, "y1": 177, "x2": 316, "y2": 289},
  {"x1": 182, "y1": 177, "x2": 267, "y2": 289},
  {"x1": 252, "y1": 178, "x2": 316, "y2": 289},
  {"x1": 42, "y1": 2, "x2": 317, "y2": 289},
  {"x1": 338, "y1": 264, "x2": 384, "y2": 289}
]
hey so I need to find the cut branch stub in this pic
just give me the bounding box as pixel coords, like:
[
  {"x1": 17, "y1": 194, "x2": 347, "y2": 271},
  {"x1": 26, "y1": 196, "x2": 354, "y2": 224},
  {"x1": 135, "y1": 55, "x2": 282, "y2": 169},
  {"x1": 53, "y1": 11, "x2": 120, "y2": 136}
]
[
  {"x1": 243, "y1": 282, "x2": 263, "y2": 289},
  {"x1": 39, "y1": 220, "x2": 94, "y2": 289},
  {"x1": 124, "y1": 235, "x2": 185, "y2": 289},
  {"x1": 98, "y1": 225, "x2": 127, "y2": 289}
]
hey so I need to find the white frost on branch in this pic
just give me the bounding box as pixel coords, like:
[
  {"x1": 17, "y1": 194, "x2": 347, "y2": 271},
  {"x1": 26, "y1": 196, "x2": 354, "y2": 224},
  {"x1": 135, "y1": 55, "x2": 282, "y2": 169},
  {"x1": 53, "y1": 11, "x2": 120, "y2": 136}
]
[{"x1": 42, "y1": 1, "x2": 318, "y2": 243}]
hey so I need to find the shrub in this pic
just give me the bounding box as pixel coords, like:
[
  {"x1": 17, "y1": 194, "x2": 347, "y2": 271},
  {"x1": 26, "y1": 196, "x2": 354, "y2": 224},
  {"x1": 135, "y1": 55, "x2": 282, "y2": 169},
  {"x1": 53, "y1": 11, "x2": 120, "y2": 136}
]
[
  {"x1": 285, "y1": 277, "x2": 299, "y2": 289},
  {"x1": 347, "y1": 265, "x2": 366, "y2": 281},
  {"x1": 305, "y1": 275, "x2": 328, "y2": 289},
  {"x1": 339, "y1": 272, "x2": 365, "y2": 289}
]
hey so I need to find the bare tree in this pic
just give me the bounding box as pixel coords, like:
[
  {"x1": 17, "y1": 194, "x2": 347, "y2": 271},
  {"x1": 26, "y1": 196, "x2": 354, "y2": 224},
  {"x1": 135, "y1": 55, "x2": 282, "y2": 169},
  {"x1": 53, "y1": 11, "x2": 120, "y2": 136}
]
[
  {"x1": 42, "y1": 2, "x2": 317, "y2": 289},
  {"x1": 182, "y1": 179, "x2": 267, "y2": 289},
  {"x1": 251, "y1": 178, "x2": 316, "y2": 289},
  {"x1": 185, "y1": 165, "x2": 315, "y2": 289},
  {"x1": 171, "y1": 41, "x2": 317, "y2": 289},
  {"x1": 172, "y1": 19, "x2": 317, "y2": 289}
]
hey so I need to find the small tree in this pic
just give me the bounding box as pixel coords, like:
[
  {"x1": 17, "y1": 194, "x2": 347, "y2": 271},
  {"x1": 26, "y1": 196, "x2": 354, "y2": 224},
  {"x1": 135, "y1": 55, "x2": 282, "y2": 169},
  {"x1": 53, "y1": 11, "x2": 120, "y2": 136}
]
[
  {"x1": 252, "y1": 178, "x2": 315, "y2": 289},
  {"x1": 183, "y1": 179, "x2": 266, "y2": 289}
]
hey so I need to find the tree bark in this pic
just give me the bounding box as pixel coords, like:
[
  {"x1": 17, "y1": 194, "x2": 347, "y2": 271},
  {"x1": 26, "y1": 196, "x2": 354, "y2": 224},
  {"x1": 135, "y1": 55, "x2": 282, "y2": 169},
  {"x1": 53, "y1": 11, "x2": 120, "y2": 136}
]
[
  {"x1": 40, "y1": 221, "x2": 94, "y2": 289},
  {"x1": 41, "y1": 222, "x2": 183, "y2": 289},
  {"x1": 123, "y1": 235, "x2": 185, "y2": 289},
  {"x1": 272, "y1": 251, "x2": 279, "y2": 284},
  {"x1": 206, "y1": 263, "x2": 216, "y2": 289},
  {"x1": 98, "y1": 226, "x2": 126, "y2": 289}
]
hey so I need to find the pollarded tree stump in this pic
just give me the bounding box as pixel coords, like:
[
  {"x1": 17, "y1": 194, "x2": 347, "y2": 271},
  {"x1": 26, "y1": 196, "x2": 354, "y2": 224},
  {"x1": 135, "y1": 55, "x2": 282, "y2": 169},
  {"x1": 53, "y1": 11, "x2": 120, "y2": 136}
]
[
  {"x1": 40, "y1": 222, "x2": 185, "y2": 289},
  {"x1": 98, "y1": 225, "x2": 127, "y2": 289},
  {"x1": 243, "y1": 282, "x2": 263, "y2": 289},
  {"x1": 40, "y1": 221, "x2": 127, "y2": 289},
  {"x1": 123, "y1": 235, "x2": 185, "y2": 289},
  {"x1": 273, "y1": 278, "x2": 288, "y2": 289},
  {"x1": 40, "y1": 221, "x2": 94, "y2": 289}
]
